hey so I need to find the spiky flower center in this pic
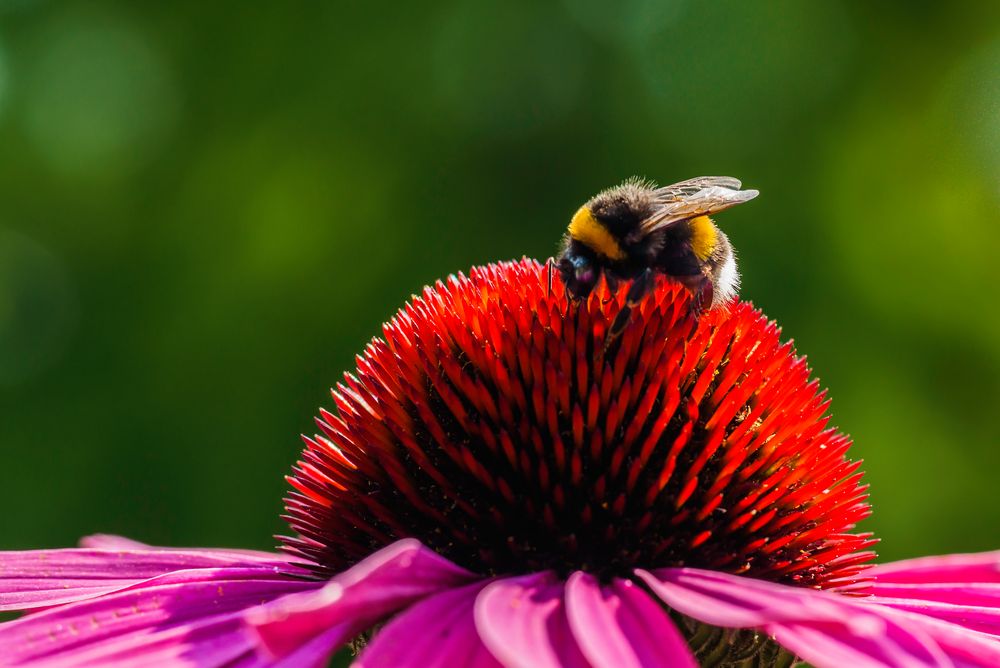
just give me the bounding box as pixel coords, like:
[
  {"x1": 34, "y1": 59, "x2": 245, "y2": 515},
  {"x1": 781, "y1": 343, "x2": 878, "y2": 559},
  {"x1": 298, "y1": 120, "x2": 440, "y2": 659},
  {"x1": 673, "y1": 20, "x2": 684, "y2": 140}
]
[{"x1": 282, "y1": 260, "x2": 874, "y2": 589}]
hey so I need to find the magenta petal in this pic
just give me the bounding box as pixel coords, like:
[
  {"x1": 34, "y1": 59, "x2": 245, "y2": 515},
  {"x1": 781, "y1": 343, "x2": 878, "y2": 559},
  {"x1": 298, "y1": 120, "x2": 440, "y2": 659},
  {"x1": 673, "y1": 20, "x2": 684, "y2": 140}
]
[
  {"x1": 474, "y1": 572, "x2": 590, "y2": 668},
  {"x1": 0, "y1": 547, "x2": 306, "y2": 611},
  {"x1": 870, "y1": 552, "x2": 1000, "y2": 615},
  {"x1": 77, "y1": 535, "x2": 292, "y2": 563},
  {"x1": 0, "y1": 567, "x2": 317, "y2": 665},
  {"x1": 20, "y1": 611, "x2": 254, "y2": 667},
  {"x1": 871, "y1": 552, "x2": 1000, "y2": 585},
  {"x1": 564, "y1": 572, "x2": 696, "y2": 668},
  {"x1": 863, "y1": 597, "x2": 1000, "y2": 635},
  {"x1": 768, "y1": 620, "x2": 948, "y2": 668},
  {"x1": 246, "y1": 539, "x2": 477, "y2": 661},
  {"x1": 356, "y1": 581, "x2": 500, "y2": 668},
  {"x1": 78, "y1": 534, "x2": 155, "y2": 550},
  {"x1": 259, "y1": 626, "x2": 353, "y2": 668},
  {"x1": 862, "y1": 603, "x2": 1000, "y2": 667},
  {"x1": 638, "y1": 568, "x2": 952, "y2": 668},
  {"x1": 870, "y1": 582, "x2": 1000, "y2": 608},
  {"x1": 635, "y1": 568, "x2": 833, "y2": 627},
  {"x1": 865, "y1": 552, "x2": 1000, "y2": 642}
]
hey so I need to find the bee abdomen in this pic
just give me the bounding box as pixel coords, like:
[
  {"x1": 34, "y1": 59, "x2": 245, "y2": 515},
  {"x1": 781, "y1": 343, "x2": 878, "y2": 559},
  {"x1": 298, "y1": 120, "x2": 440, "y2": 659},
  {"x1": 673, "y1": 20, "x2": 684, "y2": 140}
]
[{"x1": 710, "y1": 232, "x2": 740, "y2": 306}]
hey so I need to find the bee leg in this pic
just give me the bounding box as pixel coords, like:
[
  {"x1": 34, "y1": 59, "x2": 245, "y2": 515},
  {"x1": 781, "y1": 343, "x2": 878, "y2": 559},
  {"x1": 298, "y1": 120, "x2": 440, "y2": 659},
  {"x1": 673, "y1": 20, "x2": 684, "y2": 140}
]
[
  {"x1": 678, "y1": 274, "x2": 714, "y2": 316},
  {"x1": 693, "y1": 277, "x2": 714, "y2": 316},
  {"x1": 601, "y1": 273, "x2": 620, "y2": 305},
  {"x1": 604, "y1": 269, "x2": 653, "y2": 351},
  {"x1": 546, "y1": 257, "x2": 554, "y2": 298}
]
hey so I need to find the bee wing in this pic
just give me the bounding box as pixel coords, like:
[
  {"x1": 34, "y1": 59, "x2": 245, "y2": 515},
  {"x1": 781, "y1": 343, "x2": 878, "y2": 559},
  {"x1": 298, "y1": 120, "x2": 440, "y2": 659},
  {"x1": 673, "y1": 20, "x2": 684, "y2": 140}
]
[{"x1": 640, "y1": 176, "x2": 759, "y2": 233}]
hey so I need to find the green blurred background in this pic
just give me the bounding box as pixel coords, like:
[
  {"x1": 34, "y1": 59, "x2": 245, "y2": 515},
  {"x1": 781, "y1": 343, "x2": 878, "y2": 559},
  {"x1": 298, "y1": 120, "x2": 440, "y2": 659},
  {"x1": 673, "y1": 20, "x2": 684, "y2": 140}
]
[{"x1": 1, "y1": 0, "x2": 998, "y2": 566}]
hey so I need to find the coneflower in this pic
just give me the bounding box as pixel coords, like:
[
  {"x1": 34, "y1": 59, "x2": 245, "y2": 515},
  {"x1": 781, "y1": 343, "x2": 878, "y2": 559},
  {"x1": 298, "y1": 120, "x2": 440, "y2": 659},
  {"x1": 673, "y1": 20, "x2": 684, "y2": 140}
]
[{"x1": 1, "y1": 259, "x2": 998, "y2": 667}]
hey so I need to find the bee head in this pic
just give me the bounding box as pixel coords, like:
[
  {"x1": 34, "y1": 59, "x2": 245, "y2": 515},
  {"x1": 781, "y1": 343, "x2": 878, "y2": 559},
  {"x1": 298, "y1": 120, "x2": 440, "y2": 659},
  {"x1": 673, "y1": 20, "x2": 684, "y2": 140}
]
[
  {"x1": 557, "y1": 247, "x2": 599, "y2": 299},
  {"x1": 568, "y1": 179, "x2": 658, "y2": 260}
]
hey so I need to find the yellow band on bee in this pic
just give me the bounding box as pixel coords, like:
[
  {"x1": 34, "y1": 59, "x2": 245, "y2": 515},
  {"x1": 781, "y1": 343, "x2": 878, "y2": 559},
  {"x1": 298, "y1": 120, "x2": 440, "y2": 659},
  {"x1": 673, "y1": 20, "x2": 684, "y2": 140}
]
[
  {"x1": 568, "y1": 206, "x2": 626, "y2": 260},
  {"x1": 689, "y1": 215, "x2": 717, "y2": 261}
]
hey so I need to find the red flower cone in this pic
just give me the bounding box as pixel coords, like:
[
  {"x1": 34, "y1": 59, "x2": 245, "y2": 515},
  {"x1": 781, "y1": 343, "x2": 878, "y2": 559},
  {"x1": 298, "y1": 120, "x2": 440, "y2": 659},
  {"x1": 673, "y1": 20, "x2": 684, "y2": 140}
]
[{"x1": 1, "y1": 259, "x2": 998, "y2": 668}]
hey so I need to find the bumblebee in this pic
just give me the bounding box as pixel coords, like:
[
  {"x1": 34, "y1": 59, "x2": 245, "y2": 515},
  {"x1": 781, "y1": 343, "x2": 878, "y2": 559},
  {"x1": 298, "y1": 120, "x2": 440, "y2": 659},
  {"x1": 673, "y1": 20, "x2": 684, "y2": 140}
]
[{"x1": 556, "y1": 176, "x2": 758, "y2": 334}]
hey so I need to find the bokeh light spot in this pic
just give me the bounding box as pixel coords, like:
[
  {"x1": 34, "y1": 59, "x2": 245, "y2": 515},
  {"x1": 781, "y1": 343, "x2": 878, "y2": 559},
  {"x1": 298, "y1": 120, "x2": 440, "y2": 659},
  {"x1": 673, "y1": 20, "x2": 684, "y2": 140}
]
[
  {"x1": 821, "y1": 109, "x2": 1000, "y2": 346},
  {"x1": 20, "y1": 12, "x2": 178, "y2": 177},
  {"x1": 561, "y1": 0, "x2": 686, "y2": 47},
  {"x1": 949, "y1": 37, "x2": 1000, "y2": 190}
]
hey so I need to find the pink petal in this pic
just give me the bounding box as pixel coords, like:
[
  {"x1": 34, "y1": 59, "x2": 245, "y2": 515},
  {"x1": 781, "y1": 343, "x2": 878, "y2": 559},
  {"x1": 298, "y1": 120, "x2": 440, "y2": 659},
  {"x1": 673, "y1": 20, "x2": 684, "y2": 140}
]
[
  {"x1": 636, "y1": 568, "x2": 842, "y2": 627},
  {"x1": 0, "y1": 567, "x2": 317, "y2": 665},
  {"x1": 863, "y1": 597, "x2": 1000, "y2": 636},
  {"x1": 263, "y1": 626, "x2": 352, "y2": 668},
  {"x1": 870, "y1": 553, "x2": 1000, "y2": 619},
  {"x1": 866, "y1": 552, "x2": 1000, "y2": 643},
  {"x1": 21, "y1": 611, "x2": 254, "y2": 667},
  {"x1": 768, "y1": 620, "x2": 946, "y2": 668},
  {"x1": 78, "y1": 535, "x2": 155, "y2": 550},
  {"x1": 474, "y1": 572, "x2": 590, "y2": 668},
  {"x1": 869, "y1": 582, "x2": 1000, "y2": 608},
  {"x1": 0, "y1": 547, "x2": 307, "y2": 611},
  {"x1": 638, "y1": 568, "x2": 952, "y2": 668},
  {"x1": 77, "y1": 535, "x2": 294, "y2": 563},
  {"x1": 246, "y1": 539, "x2": 477, "y2": 661},
  {"x1": 356, "y1": 581, "x2": 501, "y2": 668},
  {"x1": 564, "y1": 572, "x2": 696, "y2": 668},
  {"x1": 863, "y1": 603, "x2": 1000, "y2": 667},
  {"x1": 872, "y1": 552, "x2": 1000, "y2": 585}
]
